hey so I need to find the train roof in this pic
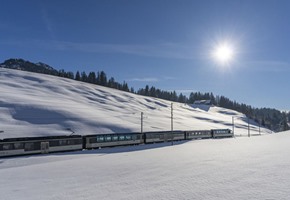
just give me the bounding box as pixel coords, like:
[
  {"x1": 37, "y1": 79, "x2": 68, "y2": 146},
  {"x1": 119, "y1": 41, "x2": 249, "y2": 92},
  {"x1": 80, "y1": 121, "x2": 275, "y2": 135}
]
[
  {"x1": 0, "y1": 135, "x2": 82, "y2": 142},
  {"x1": 143, "y1": 130, "x2": 184, "y2": 134},
  {"x1": 83, "y1": 132, "x2": 141, "y2": 137}
]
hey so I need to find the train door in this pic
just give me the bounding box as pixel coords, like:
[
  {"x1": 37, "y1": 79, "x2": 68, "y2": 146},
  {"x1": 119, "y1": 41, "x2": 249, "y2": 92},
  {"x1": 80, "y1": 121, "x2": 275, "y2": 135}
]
[{"x1": 41, "y1": 142, "x2": 49, "y2": 154}]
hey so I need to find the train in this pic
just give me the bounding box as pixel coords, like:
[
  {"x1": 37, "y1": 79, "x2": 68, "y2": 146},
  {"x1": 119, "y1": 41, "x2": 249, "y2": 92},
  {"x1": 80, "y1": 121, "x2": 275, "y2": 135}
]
[{"x1": 0, "y1": 129, "x2": 232, "y2": 158}]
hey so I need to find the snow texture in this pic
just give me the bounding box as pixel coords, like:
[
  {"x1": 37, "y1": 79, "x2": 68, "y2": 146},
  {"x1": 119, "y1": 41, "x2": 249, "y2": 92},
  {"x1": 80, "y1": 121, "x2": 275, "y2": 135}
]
[
  {"x1": 0, "y1": 68, "x2": 271, "y2": 139},
  {"x1": 1, "y1": 131, "x2": 290, "y2": 200},
  {"x1": 1, "y1": 68, "x2": 288, "y2": 200}
]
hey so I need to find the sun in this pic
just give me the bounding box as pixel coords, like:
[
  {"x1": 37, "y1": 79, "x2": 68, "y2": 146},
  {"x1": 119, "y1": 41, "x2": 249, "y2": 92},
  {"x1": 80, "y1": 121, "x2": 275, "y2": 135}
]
[{"x1": 212, "y1": 42, "x2": 235, "y2": 65}]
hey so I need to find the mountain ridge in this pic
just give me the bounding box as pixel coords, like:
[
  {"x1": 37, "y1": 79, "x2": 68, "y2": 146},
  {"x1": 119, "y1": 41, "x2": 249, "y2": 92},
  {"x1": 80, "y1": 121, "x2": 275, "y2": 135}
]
[{"x1": 0, "y1": 58, "x2": 59, "y2": 75}]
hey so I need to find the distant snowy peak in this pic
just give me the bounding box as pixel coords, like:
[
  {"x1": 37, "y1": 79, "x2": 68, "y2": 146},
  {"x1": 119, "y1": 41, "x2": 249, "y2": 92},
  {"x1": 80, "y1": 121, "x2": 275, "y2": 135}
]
[{"x1": 0, "y1": 58, "x2": 58, "y2": 74}]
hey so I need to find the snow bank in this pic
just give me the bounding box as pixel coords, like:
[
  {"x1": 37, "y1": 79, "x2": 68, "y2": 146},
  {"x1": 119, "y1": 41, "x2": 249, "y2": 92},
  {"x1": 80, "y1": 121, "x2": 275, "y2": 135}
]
[{"x1": 1, "y1": 131, "x2": 290, "y2": 200}]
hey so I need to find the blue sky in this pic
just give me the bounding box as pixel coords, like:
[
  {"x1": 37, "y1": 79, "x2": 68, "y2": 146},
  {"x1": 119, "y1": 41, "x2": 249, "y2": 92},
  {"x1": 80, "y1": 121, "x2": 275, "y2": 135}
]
[{"x1": 1, "y1": 0, "x2": 290, "y2": 110}]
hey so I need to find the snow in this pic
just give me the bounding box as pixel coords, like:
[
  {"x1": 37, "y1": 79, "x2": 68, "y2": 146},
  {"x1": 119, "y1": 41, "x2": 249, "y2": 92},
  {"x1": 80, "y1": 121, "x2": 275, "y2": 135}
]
[
  {"x1": 1, "y1": 68, "x2": 289, "y2": 199},
  {"x1": 1, "y1": 131, "x2": 290, "y2": 199},
  {"x1": 0, "y1": 68, "x2": 271, "y2": 139}
]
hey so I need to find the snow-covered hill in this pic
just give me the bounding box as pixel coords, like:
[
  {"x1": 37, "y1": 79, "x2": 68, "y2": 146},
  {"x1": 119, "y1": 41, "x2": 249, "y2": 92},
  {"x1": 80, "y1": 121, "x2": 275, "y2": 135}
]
[{"x1": 0, "y1": 68, "x2": 271, "y2": 139}]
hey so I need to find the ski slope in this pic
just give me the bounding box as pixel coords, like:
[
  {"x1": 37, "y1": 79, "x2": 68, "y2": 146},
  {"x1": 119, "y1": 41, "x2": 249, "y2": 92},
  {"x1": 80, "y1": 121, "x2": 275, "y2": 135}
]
[
  {"x1": 0, "y1": 68, "x2": 270, "y2": 139},
  {"x1": 1, "y1": 131, "x2": 290, "y2": 200}
]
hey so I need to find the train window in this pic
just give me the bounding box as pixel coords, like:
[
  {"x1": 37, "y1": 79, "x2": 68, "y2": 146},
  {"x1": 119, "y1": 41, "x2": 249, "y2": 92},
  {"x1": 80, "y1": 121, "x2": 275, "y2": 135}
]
[
  {"x1": 24, "y1": 143, "x2": 34, "y2": 151},
  {"x1": 119, "y1": 136, "x2": 125, "y2": 140},
  {"x1": 105, "y1": 136, "x2": 112, "y2": 142},
  {"x1": 0, "y1": 144, "x2": 2, "y2": 151},
  {"x1": 59, "y1": 140, "x2": 68, "y2": 145},
  {"x1": 112, "y1": 136, "x2": 118, "y2": 141},
  {"x1": 89, "y1": 138, "x2": 97, "y2": 143},
  {"x1": 75, "y1": 139, "x2": 83, "y2": 145},
  {"x1": 50, "y1": 140, "x2": 59, "y2": 146},
  {"x1": 146, "y1": 134, "x2": 152, "y2": 139},
  {"x1": 97, "y1": 136, "x2": 104, "y2": 142},
  {"x1": 14, "y1": 143, "x2": 24, "y2": 149},
  {"x1": 67, "y1": 139, "x2": 79, "y2": 145},
  {"x1": 132, "y1": 135, "x2": 138, "y2": 140},
  {"x1": 125, "y1": 135, "x2": 132, "y2": 140},
  {"x1": 3, "y1": 143, "x2": 14, "y2": 150},
  {"x1": 67, "y1": 140, "x2": 74, "y2": 145}
]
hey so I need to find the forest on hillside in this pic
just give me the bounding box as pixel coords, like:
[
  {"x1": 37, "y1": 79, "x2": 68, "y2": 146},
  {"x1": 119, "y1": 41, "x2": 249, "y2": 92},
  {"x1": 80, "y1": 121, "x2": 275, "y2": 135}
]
[{"x1": 1, "y1": 58, "x2": 289, "y2": 132}]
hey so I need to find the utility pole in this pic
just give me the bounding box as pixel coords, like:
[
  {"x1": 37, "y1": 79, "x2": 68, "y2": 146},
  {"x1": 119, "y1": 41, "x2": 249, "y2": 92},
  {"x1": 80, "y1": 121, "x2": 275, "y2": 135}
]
[
  {"x1": 141, "y1": 112, "x2": 144, "y2": 143},
  {"x1": 171, "y1": 103, "x2": 173, "y2": 132},
  {"x1": 248, "y1": 117, "x2": 250, "y2": 137},
  {"x1": 141, "y1": 112, "x2": 143, "y2": 134},
  {"x1": 171, "y1": 103, "x2": 173, "y2": 145},
  {"x1": 232, "y1": 116, "x2": 234, "y2": 137},
  {"x1": 259, "y1": 121, "x2": 261, "y2": 135}
]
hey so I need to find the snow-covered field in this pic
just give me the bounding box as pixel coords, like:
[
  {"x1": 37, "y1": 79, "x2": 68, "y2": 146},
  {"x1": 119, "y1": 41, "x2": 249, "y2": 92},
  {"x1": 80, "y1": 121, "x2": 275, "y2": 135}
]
[
  {"x1": 0, "y1": 68, "x2": 270, "y2": 139},
  {"x1": 1, "y1": 68, "x2": 289, "y2": 199},
  {"x1": 1, "y1": 131, "x2": 290, "y2": 200}
]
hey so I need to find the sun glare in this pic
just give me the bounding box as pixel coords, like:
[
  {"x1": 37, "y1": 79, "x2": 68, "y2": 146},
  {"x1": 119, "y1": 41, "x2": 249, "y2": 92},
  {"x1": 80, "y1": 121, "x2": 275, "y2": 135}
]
[{"x1": 212, "y1": 42, "x2": 235, "y2": 65}]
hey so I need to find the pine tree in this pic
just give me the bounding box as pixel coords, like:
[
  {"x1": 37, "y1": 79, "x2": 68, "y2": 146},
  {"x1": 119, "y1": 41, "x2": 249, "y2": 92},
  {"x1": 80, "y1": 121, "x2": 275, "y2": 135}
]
[
  {"x1": 88, "y1": 72, "x2": 97, "y2": 84},
  {"x1": 81, "y1": 71, "x2": 88, "y2": 82},
  {"x1": 99, "y1": 71, "x2": 107, "y2": 86},
  {"x1": 75, "y1": 71, "x2": 81, "y2": 81},
  {"x1": 144, "y1": 85, "x2": 149, "y2": 96}
]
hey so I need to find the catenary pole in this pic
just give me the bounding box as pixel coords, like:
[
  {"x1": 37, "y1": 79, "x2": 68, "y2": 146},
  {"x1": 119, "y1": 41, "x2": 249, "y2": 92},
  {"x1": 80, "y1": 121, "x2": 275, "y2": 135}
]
[
  {"x1": 141, "y1": 112, "x2": 143, "y2": 134},
  {"x1": 171, "y1": 103, "x2": 173, "y2": 145},
  {"x1": 248, "y1": 117, "x2": 250, "y2": 137},
  {"x1": 232, "y1": 116, "x2": 234, "y2": 136}
]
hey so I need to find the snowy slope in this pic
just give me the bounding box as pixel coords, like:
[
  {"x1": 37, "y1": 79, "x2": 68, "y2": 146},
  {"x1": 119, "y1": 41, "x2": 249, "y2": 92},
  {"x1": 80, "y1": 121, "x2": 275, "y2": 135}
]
[
  {"x1": 0, "y1": 68, "x2": 271, "y2": 139},
  {"x1": 1, "y1": 131, "x2": 290, "y2": 200}
]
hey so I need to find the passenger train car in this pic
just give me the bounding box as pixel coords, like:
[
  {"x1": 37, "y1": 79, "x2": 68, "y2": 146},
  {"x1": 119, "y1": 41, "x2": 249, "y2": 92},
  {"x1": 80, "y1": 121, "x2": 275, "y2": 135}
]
[
  {"x1": 212, "y1": 129, "x2": 233, "y2": 138},
  {"x1": 185, "y1": 130, "x2": 212, "y2": 140},
  {"x1": 0, "y1": 135, "x2": 83, "y2": 157},
  {"x1": 144, "y1": 131, "x2": 185, "y2": 143},
  {"x1": 0, "y1": 129, "x2": 232, "y2": 158},
  {"x1": 83, "y1": 132, "x2": 142, "y2": 149}
]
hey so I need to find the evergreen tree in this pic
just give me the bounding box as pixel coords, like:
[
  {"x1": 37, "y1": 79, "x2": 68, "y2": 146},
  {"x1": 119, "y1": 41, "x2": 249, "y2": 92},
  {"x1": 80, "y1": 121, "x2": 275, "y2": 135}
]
[
  {"x1": 87, "y1": 72, "x2": 97, "y2": 84},
  {"x1": 75, "y1": 71, "x2": 81, "y2": 81},
  {"x1": 99, "y1": 71, "x2": 107, "y2": 86},
  {"x1": 130, "y1": 87, "x2": 135, "y2": 93},
  {"x1": 122, "y1": 82, "x2": 129, "y2": 92},
  {"x1": 144, "y1": 85, "x2": 150, "y2": 96},
  {"x1": 108, "y1": 77, "x2": 116, "y2": 88},
  {"x1": 66, "y1": 71, "x2": 74, "y2": 79},
  {"x1": 81, "y1": 71, "x2": 88, "y2": 82}
]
